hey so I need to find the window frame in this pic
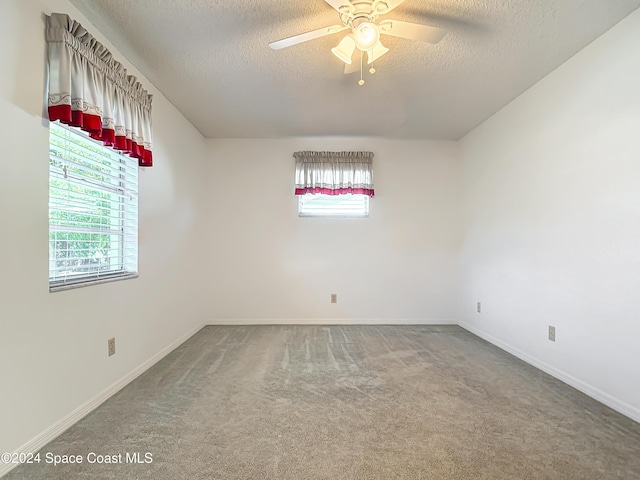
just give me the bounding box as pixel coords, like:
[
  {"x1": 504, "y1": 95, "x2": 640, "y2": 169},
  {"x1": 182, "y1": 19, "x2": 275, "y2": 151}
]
[{"x1": 48, "y1": 121, "x2": 139, "y2": 292}]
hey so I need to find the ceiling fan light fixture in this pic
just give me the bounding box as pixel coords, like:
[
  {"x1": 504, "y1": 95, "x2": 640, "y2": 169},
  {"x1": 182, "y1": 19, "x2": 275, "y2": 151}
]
[
  {"x1": 267, "y1": 0, "x2": 450, "y2": 87},
  {"x1": 354, "y1": 22, "x2": 380, "y2": 51},
  {"x1": 367, "y1": 40, "x2": 389, "y2": 64},
  {"x1": 331, "y1": 35, "x2": 356, "y2": 64}
]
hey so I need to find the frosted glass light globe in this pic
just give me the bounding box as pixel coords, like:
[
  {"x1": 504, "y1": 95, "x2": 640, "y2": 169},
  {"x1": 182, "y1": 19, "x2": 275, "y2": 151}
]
[{"x1": 354, "y1": 22, "x2": 380, "y2": 51}]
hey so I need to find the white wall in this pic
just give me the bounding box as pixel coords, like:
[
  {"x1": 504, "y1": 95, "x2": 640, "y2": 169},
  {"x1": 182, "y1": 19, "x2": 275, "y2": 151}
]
[
  {"x1": 204, "y1": 138, "x2": 462, "y2": 324},
  {"x1": 0, "y1": 0, "x2": 208, "y2": 464},
  {"x1": 458, "y1": 9, "x2": 640, "y2": 421}
]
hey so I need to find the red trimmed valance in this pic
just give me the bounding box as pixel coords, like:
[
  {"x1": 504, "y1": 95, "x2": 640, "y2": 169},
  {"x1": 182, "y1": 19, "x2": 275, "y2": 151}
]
[
  {"x1": 294, "y1": 151, "x2": 375, "y2": 197},
  {"x1": 46, "y1": 13, "x2": 153, "y2": 166}
]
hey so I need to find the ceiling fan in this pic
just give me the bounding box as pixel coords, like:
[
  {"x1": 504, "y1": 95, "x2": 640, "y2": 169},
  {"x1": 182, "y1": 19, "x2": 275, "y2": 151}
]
[{"x1": 269, "y1": 0, "x2": 447, "y2": 85}]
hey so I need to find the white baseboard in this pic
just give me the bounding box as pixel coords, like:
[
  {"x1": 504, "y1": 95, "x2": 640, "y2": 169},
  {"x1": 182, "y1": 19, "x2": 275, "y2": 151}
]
[
  {"x1": 207, "y1": 318, "x2": 457, "y2": 326},
  {"x1": 459, "y1": 322, "x2": 640, "y2": 424},
  {"x1": 0, "y1": 322, "x2": 206, "y2": 479}
]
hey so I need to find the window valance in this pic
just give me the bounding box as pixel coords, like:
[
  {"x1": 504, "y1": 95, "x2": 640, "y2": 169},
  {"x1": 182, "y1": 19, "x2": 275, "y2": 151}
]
[
  {"x1": 294, "y1": 151, "x2": 374, "y2": 197},
  {"x1": 46, "y1": 13, "x2": 153, "y2": 166}
]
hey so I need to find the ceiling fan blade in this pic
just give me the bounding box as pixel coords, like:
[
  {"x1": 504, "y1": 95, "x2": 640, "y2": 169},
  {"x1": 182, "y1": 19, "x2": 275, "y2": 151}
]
[
  {"x1": 324, "y1": 0, "x2": 355, "y2": 15},
  {"x1": 344, "y1": 49, "x2": 364, "y2": 74},
  {"x1": 269, "y1": 25, "x2": 348, "y2": 50},
  {"x1": 372, "y1": 0, "x2": 406, "y2": 15},
  {"x1": 378, "y1": 19, "x2": 446, "y2": 43},
  {"x1": 344, "y1": 60, "x2": 359, "y2": 75}
]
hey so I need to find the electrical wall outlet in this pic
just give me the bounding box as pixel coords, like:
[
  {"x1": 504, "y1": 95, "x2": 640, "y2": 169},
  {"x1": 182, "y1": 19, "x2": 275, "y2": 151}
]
[
  {"x1": 108, "y1": 337, "x2": 116, "y2": 356},
  {"x1": 476, "y1": 302, "x2": 481, "y2": 313},
  {"x1": 548, "y1": 326, "x2": 556, "y2": 342},
  {"x1": 331, "y1": 293, "x2": 337, "y2": 304}
]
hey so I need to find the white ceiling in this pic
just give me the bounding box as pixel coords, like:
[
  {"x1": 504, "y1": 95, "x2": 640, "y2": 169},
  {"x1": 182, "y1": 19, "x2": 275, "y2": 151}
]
[{"x1": 68, "y1": 0, "x2": 640, "y2": 140}]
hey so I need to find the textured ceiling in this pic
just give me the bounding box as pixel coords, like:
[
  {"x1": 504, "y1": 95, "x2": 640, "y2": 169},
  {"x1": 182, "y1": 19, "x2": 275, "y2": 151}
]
[{"x1": 68, "y1": 0, "x2": 640, "y2": 140}]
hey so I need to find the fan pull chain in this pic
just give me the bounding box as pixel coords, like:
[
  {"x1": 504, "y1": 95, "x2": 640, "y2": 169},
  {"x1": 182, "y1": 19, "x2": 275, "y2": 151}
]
[{"x1": 358, "y1": 50, "x2": 365, "y2": 86}]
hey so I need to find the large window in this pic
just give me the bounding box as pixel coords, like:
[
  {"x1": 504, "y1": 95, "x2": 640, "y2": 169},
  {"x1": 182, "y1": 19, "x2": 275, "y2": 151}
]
[{"x1": 49, "y1": 122, "x2": 138, "y2": 291}]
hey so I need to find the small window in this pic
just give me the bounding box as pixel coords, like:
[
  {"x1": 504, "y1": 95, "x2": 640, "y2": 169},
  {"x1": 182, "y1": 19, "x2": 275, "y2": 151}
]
[
  {"x1": 49, "y1": 122, "x2": 138, "y2": 291},
  {"x1": 298, "y1": 194, "x2": 369, "y2": 217}
]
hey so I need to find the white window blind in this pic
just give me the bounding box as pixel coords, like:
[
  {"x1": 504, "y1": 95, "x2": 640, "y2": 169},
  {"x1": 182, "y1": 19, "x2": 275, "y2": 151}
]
[
  {"x1": 49, "y1": 122, "x2": 138, "y2": 290},
  {"x1": 298, "y1": 194, "x2": 369, "y2": 217}
]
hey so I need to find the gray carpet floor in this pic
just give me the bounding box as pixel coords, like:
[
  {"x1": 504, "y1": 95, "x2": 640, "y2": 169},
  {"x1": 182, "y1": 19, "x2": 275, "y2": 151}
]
[{"x1": 5, "y1": 325, "x2": 640, "y2": 479}]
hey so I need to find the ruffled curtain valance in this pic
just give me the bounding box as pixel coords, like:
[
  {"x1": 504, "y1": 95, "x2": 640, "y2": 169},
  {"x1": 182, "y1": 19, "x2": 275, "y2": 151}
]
[
  {"x1": 294, "y1": 151, "x2": 375, "y2": 197},
  {"x1": 46, "y1": 13, "x2": 153, "y2": 166}
]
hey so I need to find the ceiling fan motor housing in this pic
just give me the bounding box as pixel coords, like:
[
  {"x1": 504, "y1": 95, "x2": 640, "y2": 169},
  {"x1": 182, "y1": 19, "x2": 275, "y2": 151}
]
[
  {"x1": 339, "y1": 0, "x2": 388, "y2": 28},
  {"x1": 339, "y1": 1, "x2": 388, "y2": 51}
]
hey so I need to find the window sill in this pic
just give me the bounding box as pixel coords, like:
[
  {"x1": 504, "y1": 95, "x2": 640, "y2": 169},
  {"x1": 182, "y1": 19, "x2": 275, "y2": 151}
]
[{"x1": 49, "y1": 273, "x2": 138, "y2": 293}]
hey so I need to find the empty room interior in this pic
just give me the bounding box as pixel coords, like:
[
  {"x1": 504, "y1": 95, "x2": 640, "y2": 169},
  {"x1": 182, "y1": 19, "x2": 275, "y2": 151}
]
[{"x1": 1, "y1": 0, "x2": 640, "y2": 478}]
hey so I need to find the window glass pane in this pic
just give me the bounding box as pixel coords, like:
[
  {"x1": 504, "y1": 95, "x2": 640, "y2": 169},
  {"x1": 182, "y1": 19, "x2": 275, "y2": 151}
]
[
  {"x1": 49, "y1": 122, "x2": 138, "y2": 289},
  {"x1": 298, "y1": 194, "x2": 369, "y2": 217}
]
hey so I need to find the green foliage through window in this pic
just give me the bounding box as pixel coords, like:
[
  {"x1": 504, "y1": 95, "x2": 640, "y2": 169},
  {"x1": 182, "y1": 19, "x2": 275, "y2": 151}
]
[{"x1": 49, "y1": 122, "x2": 138, "y2": 288}]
